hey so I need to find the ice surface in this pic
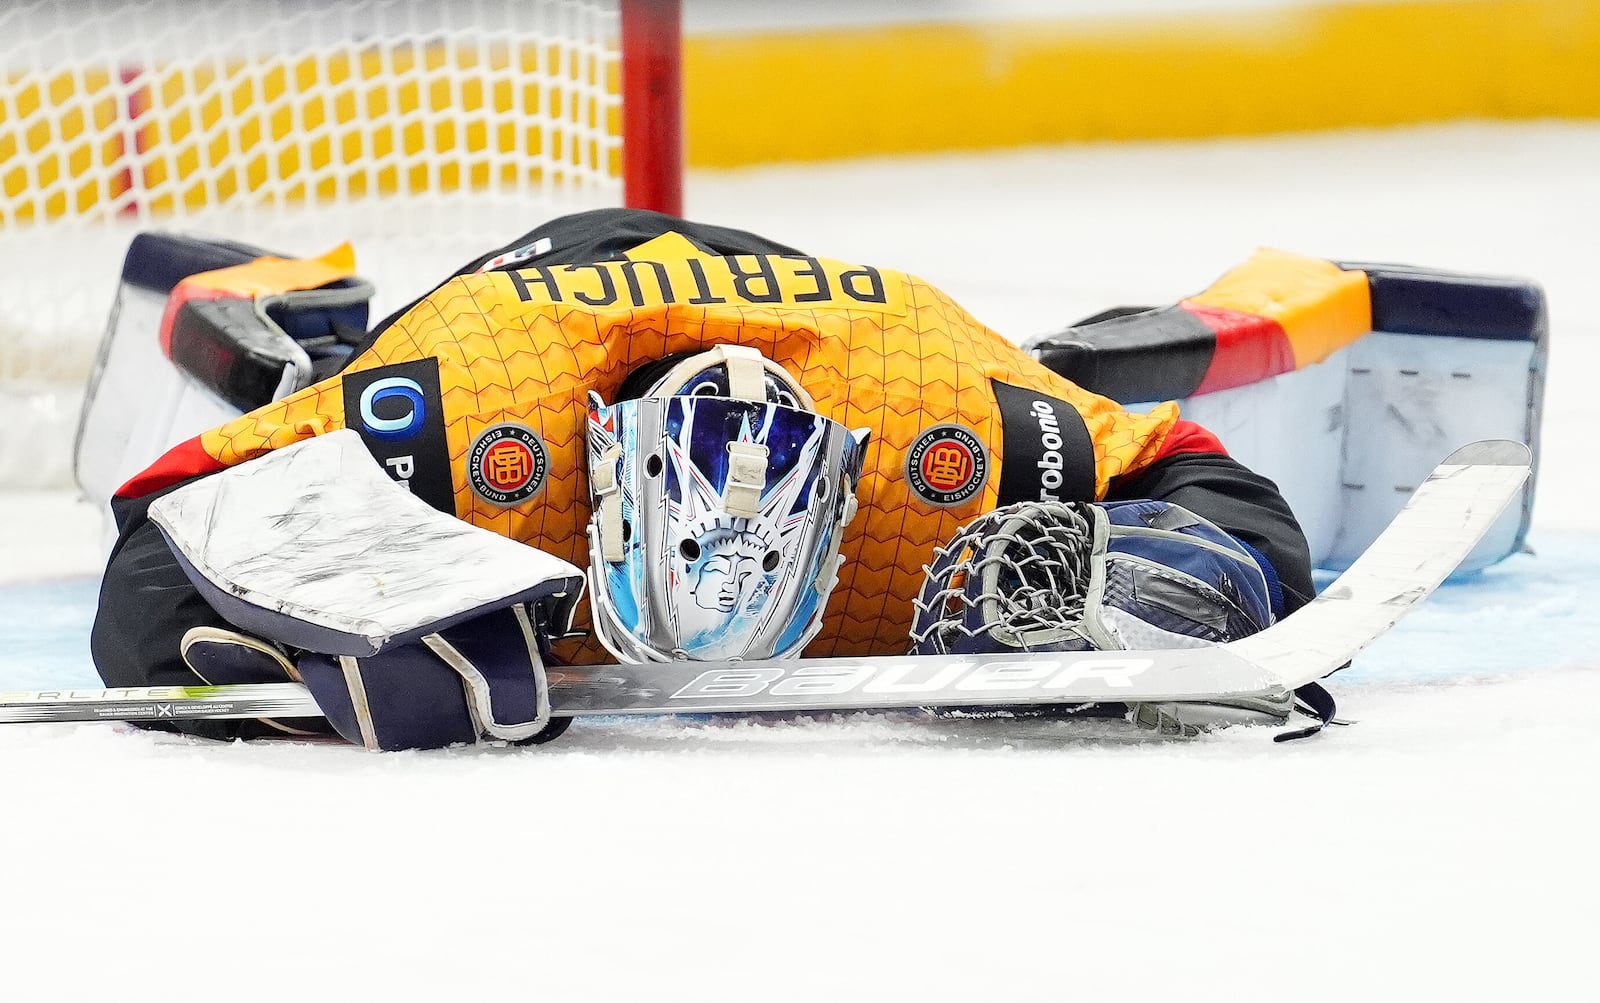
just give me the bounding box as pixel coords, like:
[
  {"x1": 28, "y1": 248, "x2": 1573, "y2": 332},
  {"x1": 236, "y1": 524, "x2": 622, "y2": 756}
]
[{"x1": 1, "y1": 122, "x2": 1597, "y2": 1001}]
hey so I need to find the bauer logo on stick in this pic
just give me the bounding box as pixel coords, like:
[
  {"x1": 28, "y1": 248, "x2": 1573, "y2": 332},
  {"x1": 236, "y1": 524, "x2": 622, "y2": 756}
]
[
  {"x1": 468, "y1": 423, "x2": 550, "y2": 506},
  {"x1": 906, "y1": 424, "x2": 988, "y2": 507}
]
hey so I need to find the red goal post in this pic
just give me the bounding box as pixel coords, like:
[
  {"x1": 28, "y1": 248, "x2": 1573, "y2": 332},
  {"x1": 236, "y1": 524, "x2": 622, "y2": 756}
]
[
  {"x1": 622, "y1": 0, "x2": 684, "y2": 217},
  {"x1": 0, "y1": 0, "x2": 683, "y2": 489}
]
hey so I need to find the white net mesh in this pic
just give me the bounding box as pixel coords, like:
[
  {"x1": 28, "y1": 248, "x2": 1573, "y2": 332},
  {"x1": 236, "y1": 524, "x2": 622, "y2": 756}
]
[{"x1": 0, "y1": 0, "x2": 628, "y2": 488}]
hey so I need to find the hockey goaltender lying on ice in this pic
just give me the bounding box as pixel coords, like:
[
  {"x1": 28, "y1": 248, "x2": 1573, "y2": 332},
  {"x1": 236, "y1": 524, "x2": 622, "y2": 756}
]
[{"x1": 4, "y1": 209, "x2": 1543, "y2": 750}]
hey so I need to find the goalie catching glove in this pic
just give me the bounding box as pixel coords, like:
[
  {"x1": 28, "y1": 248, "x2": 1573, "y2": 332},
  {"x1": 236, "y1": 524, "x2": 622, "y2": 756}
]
[
  {"x1": 910, "y1": 498, "x2": 1291, "y2": 732},
  {"x1": 148, "y1": 430, "x2": 584, "y2": 750}
]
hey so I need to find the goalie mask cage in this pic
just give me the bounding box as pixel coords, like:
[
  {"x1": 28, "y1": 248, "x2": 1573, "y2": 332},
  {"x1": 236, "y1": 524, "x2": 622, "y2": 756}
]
[{"x1": 0, "y1": 0, "x2": 682, "y2": 489}]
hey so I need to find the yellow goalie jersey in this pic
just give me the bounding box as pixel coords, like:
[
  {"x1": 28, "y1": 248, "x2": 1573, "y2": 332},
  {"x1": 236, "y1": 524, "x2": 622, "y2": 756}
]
[{"x1": 128, "y1": 223, "x2": 1199, "y2": 661}]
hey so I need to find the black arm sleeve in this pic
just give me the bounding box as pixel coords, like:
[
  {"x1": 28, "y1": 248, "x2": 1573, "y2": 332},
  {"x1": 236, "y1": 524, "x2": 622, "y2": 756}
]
[
  {"x1": 90, "y1": 481, "x2": 299, "y2": 740},
  {"x1": 1106, "y1": 451, "x2": 1315, "y2": 614}
]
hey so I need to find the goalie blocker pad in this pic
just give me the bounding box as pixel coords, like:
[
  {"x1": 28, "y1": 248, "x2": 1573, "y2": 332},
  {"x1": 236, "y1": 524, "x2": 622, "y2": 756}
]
[
  {"x1": 295, "y1": 605, "x2": 572, "y2": 751},
  {"x1": 148, "y1": 430, "x2": 586, "y2": 749}
]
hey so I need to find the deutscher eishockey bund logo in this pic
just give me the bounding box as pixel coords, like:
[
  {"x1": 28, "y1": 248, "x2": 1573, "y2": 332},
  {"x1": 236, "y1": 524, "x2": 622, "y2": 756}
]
[
  {"x1": 467, "y1": 422, "x2": 550, "y2": 506},
  {"x1": 905, "y1": 423, "x2": 989, "y2": 507}
]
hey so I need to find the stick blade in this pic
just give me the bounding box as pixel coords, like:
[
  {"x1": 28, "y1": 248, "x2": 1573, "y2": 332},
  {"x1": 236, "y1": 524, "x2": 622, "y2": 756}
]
[
  {"x1": 1227, "y1": 438, "x2": 1532, "y2": 689},
  {"x1": 1443, "y1": 439, "x2": 1531, "y2": 467}
]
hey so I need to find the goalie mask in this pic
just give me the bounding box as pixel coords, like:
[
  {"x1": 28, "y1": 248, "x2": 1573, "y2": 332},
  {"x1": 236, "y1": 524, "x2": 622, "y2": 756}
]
[{"x1": 585, "y1": 346, "x2": 870, "y2": 663}]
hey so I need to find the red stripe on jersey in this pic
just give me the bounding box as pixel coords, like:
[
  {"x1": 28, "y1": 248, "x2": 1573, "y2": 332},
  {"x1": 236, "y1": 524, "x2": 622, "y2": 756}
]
[
  {"x1": 114, "y1": 436, "x2": 225, "y2": 500},
  {"x1": 1180, "y1": 301, "x2": 1296, "y2": 395},
  {"x1": 1156, "y1": 419, "x2": 1228, "y2": 461}
]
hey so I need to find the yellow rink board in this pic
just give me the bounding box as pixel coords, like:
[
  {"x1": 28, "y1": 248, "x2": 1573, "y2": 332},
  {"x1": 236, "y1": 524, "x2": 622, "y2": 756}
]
[{"x1": 685, "y1": 0, "x2": 1600, "y2": 166}]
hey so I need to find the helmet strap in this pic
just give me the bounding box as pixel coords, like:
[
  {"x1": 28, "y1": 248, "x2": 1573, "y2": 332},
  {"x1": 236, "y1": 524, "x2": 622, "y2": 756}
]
[
  {"x1": 591, "y1": 440, "x2": 626, "y2": 562},
  {"x1": 723, "y1": 440, "x2": 770, "y2": 517},
  {"x1": 648, "y1": 344, "x2": 816, "y2": 410},
  {"x1": 720, "y1": 344, "x2": 767, "y2": 402}
]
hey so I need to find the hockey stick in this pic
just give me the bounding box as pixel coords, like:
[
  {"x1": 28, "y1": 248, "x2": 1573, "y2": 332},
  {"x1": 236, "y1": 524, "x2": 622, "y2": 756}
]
[
  {"x1": 0, "y1": 440, "x2": 1531, "y2": 727},
  {"x1": 0, "y1": 683, "x2": 318, "y2": 725},
  {"x1": 0, "y1": 652, "x2": 1279, "y2": 724}
]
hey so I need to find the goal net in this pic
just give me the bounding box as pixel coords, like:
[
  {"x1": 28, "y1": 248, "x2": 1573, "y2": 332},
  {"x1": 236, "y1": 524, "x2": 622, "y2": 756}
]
[{"x1": 0, "y1": 0, "x2": 680, "y2": 489}]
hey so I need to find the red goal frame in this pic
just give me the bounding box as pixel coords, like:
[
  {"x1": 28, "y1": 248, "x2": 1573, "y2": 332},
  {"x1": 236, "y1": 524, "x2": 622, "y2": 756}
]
[{"x1": 621, "y1": 0, "x2": 684, "y2": 217}]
